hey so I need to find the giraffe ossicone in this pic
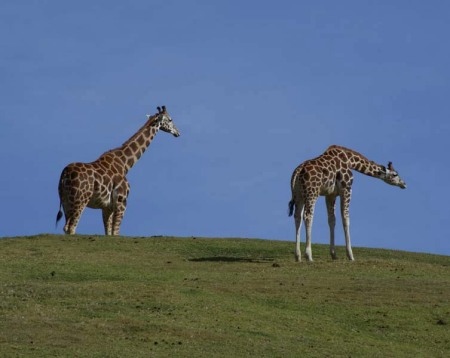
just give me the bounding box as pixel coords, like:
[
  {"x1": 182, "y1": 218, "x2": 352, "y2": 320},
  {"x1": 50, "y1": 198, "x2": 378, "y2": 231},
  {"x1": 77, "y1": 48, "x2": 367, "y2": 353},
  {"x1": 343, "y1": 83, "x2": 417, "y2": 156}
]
[
  {"x1": 56, "y1": 105, "x2": 180, "y2": 235},
  {"x1": 288, "y1": 145, "x2": 406, "y2": 262}
]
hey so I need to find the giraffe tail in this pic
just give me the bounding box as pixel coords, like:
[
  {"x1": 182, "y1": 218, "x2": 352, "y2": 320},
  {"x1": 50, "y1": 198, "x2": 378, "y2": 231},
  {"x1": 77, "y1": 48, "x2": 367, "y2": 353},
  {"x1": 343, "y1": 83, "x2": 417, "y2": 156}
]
[
  {"x1": 56, "y1": 202, "x2": 63, "y2": 227},
  {"x1": 288, "y1": 199, "x2": 295, "y2": 217}
]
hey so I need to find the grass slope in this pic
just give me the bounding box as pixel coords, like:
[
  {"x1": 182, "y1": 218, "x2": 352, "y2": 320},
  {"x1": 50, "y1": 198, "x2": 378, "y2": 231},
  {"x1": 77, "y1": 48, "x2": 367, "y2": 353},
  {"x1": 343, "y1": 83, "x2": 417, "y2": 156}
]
[{"x1": 0, "y1": 235, "x2": 449, "y2": 357}]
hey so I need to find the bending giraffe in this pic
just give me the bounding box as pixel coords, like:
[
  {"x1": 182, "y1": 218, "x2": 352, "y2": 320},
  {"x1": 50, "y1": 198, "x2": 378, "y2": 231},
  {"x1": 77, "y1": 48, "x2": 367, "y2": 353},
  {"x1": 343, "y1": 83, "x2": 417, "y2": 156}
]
[
  {"x1": 288, "y1": 145, "x2": 406, "y2": 262},
  {"x1": 56, "y1": 106, "x2": 180, "y2": 235}
]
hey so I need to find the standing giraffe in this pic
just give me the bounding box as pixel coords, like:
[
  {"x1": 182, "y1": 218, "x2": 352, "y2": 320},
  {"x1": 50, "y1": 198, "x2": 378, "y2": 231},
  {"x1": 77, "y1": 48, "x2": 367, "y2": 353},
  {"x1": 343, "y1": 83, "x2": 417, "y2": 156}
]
[
  {"x1": 288, "y1": 145, "x2": 406, "y2": 262},
  {"x1": 56, "y1": 106, "x2": 180, "y2": 235}
]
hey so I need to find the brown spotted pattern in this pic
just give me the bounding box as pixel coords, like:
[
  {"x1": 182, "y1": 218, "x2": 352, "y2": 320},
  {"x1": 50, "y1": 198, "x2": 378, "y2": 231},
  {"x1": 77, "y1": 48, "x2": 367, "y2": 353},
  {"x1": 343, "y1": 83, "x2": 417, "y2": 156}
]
[
  {"x1": 56, "y1": 106, "x2": 180, "y2": 235},
  {"x1": 289, "y1": 145, "x2": 406, "y2": 262}
]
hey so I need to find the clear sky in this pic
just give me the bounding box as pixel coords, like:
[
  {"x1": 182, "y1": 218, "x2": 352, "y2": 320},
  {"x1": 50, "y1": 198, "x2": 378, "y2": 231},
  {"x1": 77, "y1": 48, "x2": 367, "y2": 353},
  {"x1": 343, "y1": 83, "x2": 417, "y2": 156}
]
[{"x1": 1, "y1": 1, "x2": 449, "y2": 256}]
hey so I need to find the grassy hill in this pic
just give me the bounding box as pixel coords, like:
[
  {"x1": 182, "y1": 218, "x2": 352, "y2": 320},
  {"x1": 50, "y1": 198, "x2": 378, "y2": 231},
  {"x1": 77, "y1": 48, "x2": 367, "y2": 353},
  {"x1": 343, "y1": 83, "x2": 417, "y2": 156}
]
[{"x1": 0, "y1": 234, "x2": 449, "y2": 357}]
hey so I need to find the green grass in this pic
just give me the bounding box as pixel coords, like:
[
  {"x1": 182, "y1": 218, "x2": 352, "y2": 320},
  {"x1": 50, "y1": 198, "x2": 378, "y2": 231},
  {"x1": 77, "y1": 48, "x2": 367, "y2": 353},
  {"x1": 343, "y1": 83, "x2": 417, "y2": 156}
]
[{"x1": 1, "y1": 234, "x2": 449, "y2": 357}]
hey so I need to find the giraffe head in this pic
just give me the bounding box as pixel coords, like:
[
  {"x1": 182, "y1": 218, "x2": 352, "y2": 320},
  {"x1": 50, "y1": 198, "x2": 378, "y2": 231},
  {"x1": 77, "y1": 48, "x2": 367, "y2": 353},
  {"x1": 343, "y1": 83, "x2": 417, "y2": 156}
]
[
  {"x1": 380, "y1": 162, "x2": 406, "y2": 189},
  {"x1": 152, "y1": 105, "x2": 180, "y2": 137}
]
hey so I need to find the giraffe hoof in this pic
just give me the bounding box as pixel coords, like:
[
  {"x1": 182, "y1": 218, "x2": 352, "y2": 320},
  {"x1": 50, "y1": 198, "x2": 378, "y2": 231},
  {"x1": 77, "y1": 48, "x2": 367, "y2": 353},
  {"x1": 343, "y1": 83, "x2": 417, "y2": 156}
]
[{"x1": 304, "y1": 254, "x2": 313, "y2": 262}]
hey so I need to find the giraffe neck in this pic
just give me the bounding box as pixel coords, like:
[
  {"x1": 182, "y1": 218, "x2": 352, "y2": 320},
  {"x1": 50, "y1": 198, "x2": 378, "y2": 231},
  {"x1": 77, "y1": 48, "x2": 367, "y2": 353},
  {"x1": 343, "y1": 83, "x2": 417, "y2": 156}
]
[
  {"x1": 98, "y1": 114, "x2": 161, "y2": 174},
  {"x1": 326, "y1": 145, "x2": 385, "y2": 178}
]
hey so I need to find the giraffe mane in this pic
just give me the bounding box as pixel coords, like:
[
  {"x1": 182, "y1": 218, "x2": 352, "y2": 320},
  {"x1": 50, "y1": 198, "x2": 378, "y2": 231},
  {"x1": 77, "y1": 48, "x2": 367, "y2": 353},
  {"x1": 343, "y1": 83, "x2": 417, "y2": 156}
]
[
  {"x1": 98, "y1": 112, "x2": 160, "y2": 158},
  {"x1": 325, "y1": 145, "x2": 372, "y2": 163}
]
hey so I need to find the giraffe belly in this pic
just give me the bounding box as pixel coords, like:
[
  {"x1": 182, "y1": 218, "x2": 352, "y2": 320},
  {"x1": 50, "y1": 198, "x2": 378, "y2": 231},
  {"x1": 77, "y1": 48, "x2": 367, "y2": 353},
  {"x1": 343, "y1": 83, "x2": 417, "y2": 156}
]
[
  {"x1": 87, "y1": 193, "x2": 112, "y2": 209},
  {"x1": 320, "y1": 184, "x2": 338, "y2": 196}
]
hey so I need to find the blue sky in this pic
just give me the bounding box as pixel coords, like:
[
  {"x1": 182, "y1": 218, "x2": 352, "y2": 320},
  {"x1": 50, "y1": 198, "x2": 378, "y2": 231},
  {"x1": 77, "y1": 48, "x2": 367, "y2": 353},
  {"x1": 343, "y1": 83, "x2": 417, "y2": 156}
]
[{"x1": 1, "y1": 1, "x2": 449, "y2": 256}]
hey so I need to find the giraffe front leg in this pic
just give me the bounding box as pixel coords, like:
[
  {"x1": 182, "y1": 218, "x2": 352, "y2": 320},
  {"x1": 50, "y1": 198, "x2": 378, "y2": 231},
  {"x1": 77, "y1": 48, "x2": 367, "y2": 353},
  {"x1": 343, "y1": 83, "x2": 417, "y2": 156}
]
[
  {"x1": 112, "y1": 203, "x2": 126, "y2": 236},
  {"x1": 102, "y1": 208, "x2": 113, "y2": 236},
  {"x1": 326, "y1": 195, "x2": 337, "y2": 260},
  {"x1": 293, "y1": 200, "x2": 304, "y2": 262},
  {"x1": 340, "y1": 190, "x2": 354, "y2": 261},
  {"x1": 111, "y1": 178, "x2": 129, "y2": 236}
]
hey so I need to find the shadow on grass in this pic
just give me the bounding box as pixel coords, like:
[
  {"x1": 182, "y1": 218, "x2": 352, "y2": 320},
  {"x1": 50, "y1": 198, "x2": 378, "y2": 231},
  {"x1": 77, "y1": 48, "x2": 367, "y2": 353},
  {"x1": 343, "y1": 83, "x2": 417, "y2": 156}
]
[{"x1": 189, "y1": 256, "x2": 274, "y2": 263}]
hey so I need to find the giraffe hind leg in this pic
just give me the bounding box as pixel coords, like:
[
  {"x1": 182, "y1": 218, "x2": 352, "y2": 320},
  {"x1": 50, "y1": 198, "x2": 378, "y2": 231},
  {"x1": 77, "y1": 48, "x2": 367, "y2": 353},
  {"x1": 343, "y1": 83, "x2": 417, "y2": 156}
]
[
  {"x1": 326, "y1": 195, "x2": 337, "y2": 260},
  {"x1": 293, "y1": 199, "x2": 304, "y2": 262},
  {"x1": 63, "y1": 218, "x2": 72, "y2": 234},
  {"x1": 64, "y1": 209, "x2": 84, "y2": 235},
  {"x1": 60, "y1": 202, "x2": 73, "y2": 234},
  {"x1": 303, "y1": 196, "x2": 317, "y2": 262},
  {"x1": 63, "y1": 200, "x2": 89, "y2": 235}
]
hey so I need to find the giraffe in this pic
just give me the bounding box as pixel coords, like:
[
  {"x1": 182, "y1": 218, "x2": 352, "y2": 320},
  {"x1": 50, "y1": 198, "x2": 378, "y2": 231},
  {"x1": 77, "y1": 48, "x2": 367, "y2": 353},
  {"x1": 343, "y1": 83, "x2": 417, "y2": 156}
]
[
  {"x1": 288, "y1": 145, "x2": 406, "y2": 262},
  {"x1": 56, "y1": 106, "x2": 180, "y2": 235}
]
